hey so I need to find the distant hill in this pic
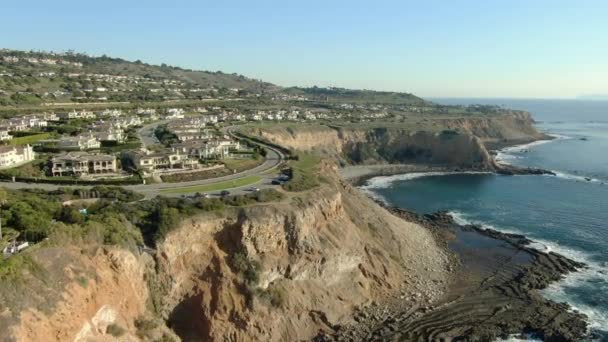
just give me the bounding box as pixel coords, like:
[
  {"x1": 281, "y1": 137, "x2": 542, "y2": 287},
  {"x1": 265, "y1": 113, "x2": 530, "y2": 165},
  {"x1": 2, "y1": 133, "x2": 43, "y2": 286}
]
[
  {"x1": 282, "y1": 86, "x2": 427, "y2": 105},
  {"x1": 0, "y1": 49, "x2": 425, "y2": 107}
]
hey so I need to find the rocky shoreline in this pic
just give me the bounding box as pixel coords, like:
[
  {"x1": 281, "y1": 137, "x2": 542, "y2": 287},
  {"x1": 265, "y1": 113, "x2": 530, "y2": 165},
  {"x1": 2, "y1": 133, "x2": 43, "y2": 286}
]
[{"x1": 315, "y1": 207, "x2": 590, "y2": 341}]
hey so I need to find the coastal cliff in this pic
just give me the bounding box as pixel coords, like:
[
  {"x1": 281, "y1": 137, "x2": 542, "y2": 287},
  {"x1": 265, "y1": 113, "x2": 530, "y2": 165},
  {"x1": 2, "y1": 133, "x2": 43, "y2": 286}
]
[
  {"x1": 0, "y1": 165, "x2": 451, "y2": 341},
  {"x1": 245, "y1": 112, "x2": 545, "y2": 170}
]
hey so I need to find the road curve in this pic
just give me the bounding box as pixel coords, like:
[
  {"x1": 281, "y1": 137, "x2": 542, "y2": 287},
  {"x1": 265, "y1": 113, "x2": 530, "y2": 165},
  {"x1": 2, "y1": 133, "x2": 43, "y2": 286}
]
[{"x1": 0, "y1": 124, "x2": 286, "y2": 198}]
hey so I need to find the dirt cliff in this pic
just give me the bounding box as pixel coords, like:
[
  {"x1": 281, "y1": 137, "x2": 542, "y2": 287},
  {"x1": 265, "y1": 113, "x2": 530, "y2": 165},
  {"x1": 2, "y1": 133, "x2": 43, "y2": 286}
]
[
  {"x1": 246, "y1": 112, "x2": 546, "y2": 169},
  {"x1": 0, "y1": 246, "x2": 175, "y2": 341},
  {"x1": 153, "y1": 165, "x2": 450, "y2": 341},
  {"x1": 0, "y1": 164, "x2": 451, "y2": 341}
]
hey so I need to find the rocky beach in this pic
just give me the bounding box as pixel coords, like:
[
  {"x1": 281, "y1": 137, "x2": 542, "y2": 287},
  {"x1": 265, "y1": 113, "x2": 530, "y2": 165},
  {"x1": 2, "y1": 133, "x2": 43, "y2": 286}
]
[{"x1": 316, "y1": 208, "x2": 589, "y2": 341}]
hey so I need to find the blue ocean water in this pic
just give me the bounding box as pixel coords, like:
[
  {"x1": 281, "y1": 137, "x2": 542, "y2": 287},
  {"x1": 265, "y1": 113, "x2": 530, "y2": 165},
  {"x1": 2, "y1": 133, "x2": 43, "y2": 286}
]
[{"x1": 364, "y1": 99, "x2": 608, "y2": 339}]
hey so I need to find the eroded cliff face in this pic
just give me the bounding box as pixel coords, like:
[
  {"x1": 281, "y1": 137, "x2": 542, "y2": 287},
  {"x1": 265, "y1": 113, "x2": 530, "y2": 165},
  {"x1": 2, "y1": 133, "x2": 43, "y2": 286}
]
[
  {"x1": 435, "y1": 111, "x2": 547, "y2": 148},
  {"x1": 1, "y1": 247, "x2": 159, "y2": 341},
  {"x1": 153, "y1": 166, "x2": 450, "y2": 341},
  {"x1": 248, "y1": 112, "x2": 545, "y2": 169},
  {"x1": 1, "y1": 166, "x2": 451, "y2": 342}
]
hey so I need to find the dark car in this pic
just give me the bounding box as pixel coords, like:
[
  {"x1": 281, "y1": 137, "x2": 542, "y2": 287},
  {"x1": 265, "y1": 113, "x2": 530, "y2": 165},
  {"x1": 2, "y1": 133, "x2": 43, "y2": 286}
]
[
  {"x1": 220, "y1": 190, "x2": 231, "y2": 196},
  {"x1": 271, "y1": 179, "x2": 283, "y2": 185}
]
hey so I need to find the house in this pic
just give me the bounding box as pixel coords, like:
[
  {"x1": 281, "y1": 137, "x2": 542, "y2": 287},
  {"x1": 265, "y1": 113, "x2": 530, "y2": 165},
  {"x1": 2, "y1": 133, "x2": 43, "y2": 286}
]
[
  {"x1": 57, "y1": 134, "x2": 101, "y2": 150},
  {"x1": 166, "y1": 108, "x2": 185, "y2": 119},
  {"x1": 91, "y1": 127, "x2": 125, "y2": 143},
  {"x1": 172, "y1": 138, "x2": 241, "y2": 160},
  {"x1": 0, "y1": 145, "x2": 35, "y2": 169},
  {"x1": 0, "y1": 129, "x2": 12, "y2": 141},
  {"x1": 51, "y1": 152, "x2": 117, "y2": 177},
  {"x1": 58, "y1": 110, "x2": 96, "y2": 120},
  {"x1": 125, "y1": 150, "x2": 199, "y2": 172},
  {"x1": 175, "y1": 131, "x2": 214, "y2": 142},
  {"x1": 97, "y1": 109, "x2": 123, "y2": 117}
]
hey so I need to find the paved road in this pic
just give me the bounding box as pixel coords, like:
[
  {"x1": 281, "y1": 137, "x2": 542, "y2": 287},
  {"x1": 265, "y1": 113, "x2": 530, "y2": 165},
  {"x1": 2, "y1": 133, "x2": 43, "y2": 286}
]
[
  {"x1": 137, "y1": 120, "x2": 167, "y2": 149},
  {"x1": 0, "y1": 124, "x2": 286, "y2": 198}
]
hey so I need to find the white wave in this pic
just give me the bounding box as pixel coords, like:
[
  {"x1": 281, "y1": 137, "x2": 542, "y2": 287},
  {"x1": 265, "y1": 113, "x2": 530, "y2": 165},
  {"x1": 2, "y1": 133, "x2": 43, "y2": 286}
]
[
  {"x1": 495, "y1": 334, "x2": 542, "y2": 342},
  {"x1": 361, "y1": 171, "x2": 491, "y2": 190},
  {"x1": 495, "y1": 134, "x2": 570, "y2": 165},
  {"x1": 358, "y1": 186, "x2": 390, "y2": 205},
  {"x1": 447, "y1": 211, "x2": 608, "y2": 334},
  {"x1": 448, "y1": 210, "x2": 525, "y2": 236},
  {"x1": 550, "y1": 171, "x2": 602, "y2": 184},
  {"x1": 542, "y1": 267, "x2": 608, "y2": 333}
]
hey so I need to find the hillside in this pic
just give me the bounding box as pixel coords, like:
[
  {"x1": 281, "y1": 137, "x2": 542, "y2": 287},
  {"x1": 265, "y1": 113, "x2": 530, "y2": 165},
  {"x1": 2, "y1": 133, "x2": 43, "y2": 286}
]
[
  {"x1": 281, "y1": 86, "x2": 427, "y2": 105},
  {"x1": 0, "y1": 49, "x2": 277, "y2": 106}
]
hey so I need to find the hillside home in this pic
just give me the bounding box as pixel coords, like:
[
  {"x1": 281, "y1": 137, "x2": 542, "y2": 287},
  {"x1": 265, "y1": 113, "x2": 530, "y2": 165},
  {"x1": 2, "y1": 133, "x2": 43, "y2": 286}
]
[
  {"x1": 58, "y1": 110, "x2": 96, "y2": 120},
  {"x1": 0, "y1": 145, "x2": 35, "y2": 169},
  {"x1": 51, "y1": 152, "x2": 117, "y2": 177},
  {"x1": 125, "y1": 150, "x2": 199, "y2": 172},
  {"x1": 57, "y1": 134, "x2": 101, "y2": 150},
  {"x1": 0, "y1": 130, "x2": 12, "y2": 141},
  {"x1": 172, "y1": 138, "x2": 241, "y2": 160}
]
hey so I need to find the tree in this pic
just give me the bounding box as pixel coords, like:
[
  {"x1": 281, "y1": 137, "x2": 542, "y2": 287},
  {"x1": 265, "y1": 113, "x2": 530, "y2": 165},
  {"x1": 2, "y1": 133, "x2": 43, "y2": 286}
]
[
  {"x1": 8, "y1": 202, "x2": 50, "y2": 241},
  {"x1": 58, "y1": 206, "x2": 85, "y2": 224}
]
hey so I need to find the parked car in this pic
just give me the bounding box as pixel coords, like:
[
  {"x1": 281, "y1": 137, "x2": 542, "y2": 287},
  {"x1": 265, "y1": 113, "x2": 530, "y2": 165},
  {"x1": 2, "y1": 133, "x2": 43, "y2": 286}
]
[
  {"x1": 249, "y1": 187, "x2": 260, "y2": 192},
  {"x1": 220, "y1": 190, "x2": 230, "y2": 196},
  {"x1": 271, "y1": 179, "x2": 283, "y2": 185}
]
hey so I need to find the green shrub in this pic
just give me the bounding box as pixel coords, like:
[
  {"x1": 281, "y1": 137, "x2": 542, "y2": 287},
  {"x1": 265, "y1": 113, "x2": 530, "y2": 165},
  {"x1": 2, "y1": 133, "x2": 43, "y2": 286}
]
[
  {"x1": 259, "y1": 286, "x2": 286, "y2": 308},
  {"x1": 231, "y1": 251, "x2": 261, "y2": 285},
  {"x1": 106, "y1": 323, "x2": 126, "y2": 337}
]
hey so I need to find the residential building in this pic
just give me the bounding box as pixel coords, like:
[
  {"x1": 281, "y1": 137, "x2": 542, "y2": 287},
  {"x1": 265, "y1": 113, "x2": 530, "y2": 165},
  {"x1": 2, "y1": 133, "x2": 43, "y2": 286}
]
[
  {"x1": 58, "y1": 110, "x2": 96, "y2": 120},
  {"x1": 0, "y1": 145, "x2": 35, "y2": 169},
  {"x1": 51, "y1": 152, "x2": 117, "y2": 177},
  {"x1": 125, "y1": 150, "x2": 199, "y2": 172},
  {"x1": 91, "y1": 127, "x2": 124, "y2": 143},
  {"x1": 57, "y1": 134, "x2": 101, "y2": 150},
  {"x1": 172, "y1": 138, "x2": 241, "y2": 160},
  {"x1": 0, "y1": 130, "x2": 12, "y2": 141},
  {"x1": 166, "y1": 108, "x2": 185, "y2": 119}
]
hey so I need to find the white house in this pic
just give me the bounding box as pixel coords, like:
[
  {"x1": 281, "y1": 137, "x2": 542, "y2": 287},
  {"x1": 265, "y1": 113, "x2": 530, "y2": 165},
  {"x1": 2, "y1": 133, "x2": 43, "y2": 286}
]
[
  {"x1": 58, "y1": 134, "x2": 101, "y2": 150},
  {"x1": 125, "y1": 150, "x2": 200, "y2": 172},
  {"x1": 0, "y1": 130, "x2": 12, "y2": 141},
  {"x1": 0, "y1": 145, "x2": 35, "y2": 169}
]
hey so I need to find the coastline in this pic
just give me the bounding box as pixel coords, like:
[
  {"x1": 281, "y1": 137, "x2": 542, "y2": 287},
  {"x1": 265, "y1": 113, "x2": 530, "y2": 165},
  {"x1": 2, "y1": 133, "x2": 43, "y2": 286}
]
[
  {"x1": 331, "y1": 135, "x2": 592, "y2": 340},
  {"x1": 320, "y1": 204, "x2": 589, "y2": 341}
]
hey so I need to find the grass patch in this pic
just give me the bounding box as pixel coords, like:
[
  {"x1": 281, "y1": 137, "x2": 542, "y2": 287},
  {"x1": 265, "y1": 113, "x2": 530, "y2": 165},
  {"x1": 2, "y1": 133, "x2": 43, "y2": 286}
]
[
  {"x1": 9, "y1": 133, "x2": 51, "y2": 145},
  {"x1": 282, "y1": 153, "x2": 321, "y2": 192},
  {"x1": 76, "y1": 276, "x2": 89, "y2": 288},
  {"x1": 0, "y1": 254, "x2": 41, "y2": 280},
  {"x1": 160, "y1": 175, "x2": 262, "y2": 194},
  {"x1": 222, "y1": 158, "x2": 263, "y2": 172},
  {"x1": 291, "y1": 154, "x2": 320, "y2": 171},
  {"x1": 0, "y1": 158, "x2": 46, "y2": 177}
]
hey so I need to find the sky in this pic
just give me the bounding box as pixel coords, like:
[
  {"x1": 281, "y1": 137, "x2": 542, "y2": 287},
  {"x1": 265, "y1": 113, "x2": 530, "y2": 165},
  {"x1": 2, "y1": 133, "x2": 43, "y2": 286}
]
[{"x1": 2, "y1": 0, "x2": 608, "y2": 98}]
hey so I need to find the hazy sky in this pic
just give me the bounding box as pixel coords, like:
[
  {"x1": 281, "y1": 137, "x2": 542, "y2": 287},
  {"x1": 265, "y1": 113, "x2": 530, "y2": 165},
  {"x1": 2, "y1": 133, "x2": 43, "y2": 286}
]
[{"x1": 2, "y1": 0, "x2": 607, "y2": 98}]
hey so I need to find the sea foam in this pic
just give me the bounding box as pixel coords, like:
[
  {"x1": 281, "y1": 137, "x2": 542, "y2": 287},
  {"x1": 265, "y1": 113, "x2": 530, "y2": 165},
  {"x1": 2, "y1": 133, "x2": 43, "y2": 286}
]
[
  {"x1": 361, "y1": 171, "x2": 491, "y2": 190},
  {"x1": 448, "y1": 211, "x2": 608, "y2": 334}
]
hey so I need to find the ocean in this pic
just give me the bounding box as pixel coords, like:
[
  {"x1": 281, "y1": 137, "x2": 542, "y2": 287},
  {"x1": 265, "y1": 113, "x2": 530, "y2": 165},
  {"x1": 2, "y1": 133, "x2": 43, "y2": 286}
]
[{"x1": 363, "y1": 99, "x2": 608, "y2": 339}]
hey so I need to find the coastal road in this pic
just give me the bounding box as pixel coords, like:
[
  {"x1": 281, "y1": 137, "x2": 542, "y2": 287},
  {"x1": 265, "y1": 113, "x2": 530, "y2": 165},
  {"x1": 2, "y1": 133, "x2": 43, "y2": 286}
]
[{"x1": 0, "y1": 125, "x2": 286, "y2": 198}]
